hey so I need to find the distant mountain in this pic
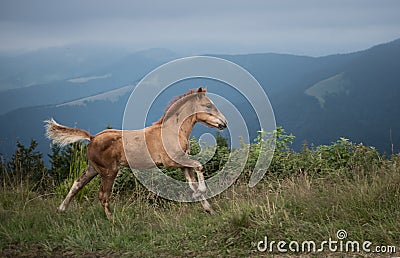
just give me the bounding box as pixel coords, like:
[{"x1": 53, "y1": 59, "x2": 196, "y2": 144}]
[
  {"x1": 276, "y1": 38, "x2": 400, "y2": 153},
  {"x1": 0, "y1": 48, "x2": 180, "y2": 115},
  {"x1": 0, "y1": 44, "x2": 129, "y2": 92},
  {"x1": 0, "y1": 92, "x2": 130, "y2": 160},
  {"x1": 214, "y1": 51, "x2": 359, "y2": 96},
  {"x1": 1, "y1": 39, "x2": 400, "y2": 160}
]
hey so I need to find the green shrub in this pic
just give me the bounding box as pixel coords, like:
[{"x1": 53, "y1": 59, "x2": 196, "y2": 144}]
[
  {"x1": 2, "y1": 140, "x2": 49, "y2": 191},
  {"x1": 0, "y1": 127, "x2": 389, "y2": 202},
  {"x1": 54, "y1": 142, "x2": 100, "y2": 200}
]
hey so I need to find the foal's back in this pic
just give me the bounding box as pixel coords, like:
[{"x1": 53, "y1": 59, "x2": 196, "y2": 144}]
[{"x1": 87, "y1": 125, "x2": 168, "y2": 173}]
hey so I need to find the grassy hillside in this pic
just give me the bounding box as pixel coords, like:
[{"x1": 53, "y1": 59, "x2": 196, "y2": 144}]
[
  {"x1": 2, "y1": 169, "x2": 399, "y2": 257},
  {"x1": 1, "y1": 136, "x2": 399, "y2": 257},
  {"x1": 305, "y1": 72, "x2": 351, "y2": 108}
]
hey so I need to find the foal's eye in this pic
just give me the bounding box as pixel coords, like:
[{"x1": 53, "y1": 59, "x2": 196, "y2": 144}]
[{"x1": 206, "y1": 103, "x2": 212, "y2": 109}]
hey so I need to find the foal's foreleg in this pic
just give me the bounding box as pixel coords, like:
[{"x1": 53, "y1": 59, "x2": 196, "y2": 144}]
[
  {"x1": 183, "y1": 167, "x2": 215, "y2": 215},
  {"x1": 175, "y1": 156, "x2": 207, "y2": 193},
  {"x1": 183, "y1": 167, "x2": 198, "y2": 192},
  {"x1": 195, "y1": 166, "x2": 207, "y2": 193},
  {"x1": 58, "y1": 165, "x2": 98, "y2": 212}
]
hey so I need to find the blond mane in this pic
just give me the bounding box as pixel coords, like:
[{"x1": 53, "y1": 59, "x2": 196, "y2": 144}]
[{"x1": 153, "y1": 87, "x2": 206, "y2": 125}]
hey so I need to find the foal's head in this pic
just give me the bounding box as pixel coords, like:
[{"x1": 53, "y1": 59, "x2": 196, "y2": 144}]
[
  {"x1": 192, "y1": 87, "x2": 227, "y2": 130},
  {"x1": 155, "y1": 87, "x2": 227, "y2": 130}
]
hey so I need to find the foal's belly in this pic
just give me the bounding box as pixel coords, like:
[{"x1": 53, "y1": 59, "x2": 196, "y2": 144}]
[{"x1": 122, "y1": 130, "x2": 161, "y2": 169}]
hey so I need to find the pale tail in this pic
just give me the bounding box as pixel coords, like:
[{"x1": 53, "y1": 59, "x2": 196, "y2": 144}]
[{"x1": 44, "y1": 119, "x2": 92, "y2": 147}]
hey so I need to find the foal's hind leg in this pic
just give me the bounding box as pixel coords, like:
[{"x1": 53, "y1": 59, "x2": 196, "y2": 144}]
[
  {"x1": 183, "y1": 167, "x2": 215, "y2": 215},
  {"x1": 98, "y1": 171, "x2": 118, "y2": 219},
  {"x1": 58, "y1": 165, "x2": 98, "y2": 212}
]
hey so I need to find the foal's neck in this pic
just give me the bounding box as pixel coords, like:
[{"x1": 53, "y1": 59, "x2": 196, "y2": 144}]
[{"x1": 161, "y1": 103, "x2": 197, "y2": 141}]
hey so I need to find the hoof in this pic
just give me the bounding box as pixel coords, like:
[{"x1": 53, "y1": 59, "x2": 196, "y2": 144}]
[
  {"x1": 105, "y1": 209, "x2": 114, "y2": 220},
  {"x1": 201, "y1": 199, "x2": 215, "y2": 215},
  {"x1": 57, "y1": 203, "x2": 67, "y2": 212},
  {"x1": 206, "y1": 208, "x2": 216, "y2": 215}
]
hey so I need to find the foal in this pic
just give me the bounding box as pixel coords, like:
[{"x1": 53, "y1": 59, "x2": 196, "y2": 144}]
[{"x1": 45, "y1": 87, "x2": 227, "y2": 218}]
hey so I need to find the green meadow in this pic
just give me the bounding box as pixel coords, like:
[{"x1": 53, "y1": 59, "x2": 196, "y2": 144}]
[{"x1": 1, "y1": 130, "x2": 399, "y2": 257}]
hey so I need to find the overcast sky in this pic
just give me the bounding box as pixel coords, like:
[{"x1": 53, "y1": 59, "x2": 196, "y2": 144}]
[{"x1": 0, "y1": 0, "x2": 399, "y2": 56}]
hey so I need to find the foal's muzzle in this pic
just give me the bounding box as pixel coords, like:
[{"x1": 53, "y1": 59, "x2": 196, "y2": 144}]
[{"x1": 217, "y1": 118, "x2": 227, "y2": 130}]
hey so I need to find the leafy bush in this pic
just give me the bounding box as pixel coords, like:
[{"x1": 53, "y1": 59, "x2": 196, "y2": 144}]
[
  {"x1": 265, "y1": 135, "x2": 384, "y2": 181},
  {"x1": 1, "y1": 140, "x2": 49, "y2": 191},
  {"x1": 53, "y1": 142, "x2": 100, "y2": 200},
  {"x1": 0, "y1": 126, "x2": 388, "y2": 200}
]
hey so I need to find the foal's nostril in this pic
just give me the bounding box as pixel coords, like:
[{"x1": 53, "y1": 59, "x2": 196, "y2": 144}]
[{"x1": 218, "y1": 120, "x2": 227, "y2": 130}]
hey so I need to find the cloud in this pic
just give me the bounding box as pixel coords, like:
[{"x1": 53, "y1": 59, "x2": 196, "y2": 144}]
[{"x1": 0, "y1": 0, "x2": 399, "y2": 55}]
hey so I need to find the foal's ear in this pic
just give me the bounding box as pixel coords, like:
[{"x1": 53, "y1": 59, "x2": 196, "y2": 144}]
[{"x1": 197, "y1": 87, "x2": 206, "y2": 93}]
